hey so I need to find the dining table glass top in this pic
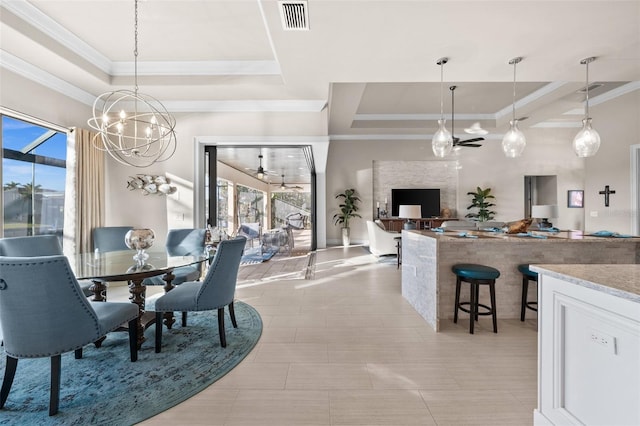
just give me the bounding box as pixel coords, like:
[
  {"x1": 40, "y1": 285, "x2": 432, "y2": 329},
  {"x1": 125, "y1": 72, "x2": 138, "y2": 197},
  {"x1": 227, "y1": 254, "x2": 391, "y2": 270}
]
[{"x1": 70, "y1": 249, "x2": 212, "y2": 281}]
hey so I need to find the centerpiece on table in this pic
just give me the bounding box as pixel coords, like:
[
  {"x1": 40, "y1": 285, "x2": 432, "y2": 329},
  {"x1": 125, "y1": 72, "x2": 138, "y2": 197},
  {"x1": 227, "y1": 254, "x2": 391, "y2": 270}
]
[{"x1": 124, "y1": 228, "x2": 155, "y2": 263}]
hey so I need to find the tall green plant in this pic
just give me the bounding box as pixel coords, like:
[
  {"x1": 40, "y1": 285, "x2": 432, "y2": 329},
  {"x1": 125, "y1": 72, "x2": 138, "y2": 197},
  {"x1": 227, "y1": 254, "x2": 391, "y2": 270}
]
[
  {"x1": 465, "y1": 187, "x2": 496, "y2": 222},
  {"x1": 333, "y1": 188, "x2": 361, "y2": 229}
]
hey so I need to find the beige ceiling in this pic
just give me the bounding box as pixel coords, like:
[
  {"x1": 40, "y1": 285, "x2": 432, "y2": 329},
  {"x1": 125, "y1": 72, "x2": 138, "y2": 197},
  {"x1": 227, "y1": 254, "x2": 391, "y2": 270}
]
[{"x1": 1, "y1": 0, "x2": 639, "y2": 183}]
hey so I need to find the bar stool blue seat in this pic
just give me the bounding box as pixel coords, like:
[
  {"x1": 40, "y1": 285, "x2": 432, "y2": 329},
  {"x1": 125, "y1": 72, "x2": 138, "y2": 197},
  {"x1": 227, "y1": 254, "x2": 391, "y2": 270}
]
[
  {"x1": 518, "y1": 264, "x2": 538, "y2": 321},
  {"x1": 452, "y1": 263, "x2": 500, "y2": 334}
]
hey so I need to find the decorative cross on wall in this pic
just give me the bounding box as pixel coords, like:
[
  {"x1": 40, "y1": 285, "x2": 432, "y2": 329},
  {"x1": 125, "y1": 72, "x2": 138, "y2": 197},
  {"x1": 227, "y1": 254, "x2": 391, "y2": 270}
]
[{"x1": 598, "y1": 185, "x2": 616, "y2": 207}]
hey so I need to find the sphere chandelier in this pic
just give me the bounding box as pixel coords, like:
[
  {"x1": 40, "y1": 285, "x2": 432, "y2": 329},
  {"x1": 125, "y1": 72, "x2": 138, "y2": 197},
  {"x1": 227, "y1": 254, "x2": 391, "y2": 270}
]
[{"x1": 87, "y1": 0, "x2": 176, "y2": 168}]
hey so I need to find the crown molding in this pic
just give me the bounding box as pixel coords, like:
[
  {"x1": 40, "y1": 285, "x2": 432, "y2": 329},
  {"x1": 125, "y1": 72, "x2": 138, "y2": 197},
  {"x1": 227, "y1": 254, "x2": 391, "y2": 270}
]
[
  {"x1": 494, "y1": 81, "x2": 569, "y2": 119},
  {"x1": 0, "y1": 50, "x2": 96, "y2": 106},
  {"x1": 1, "y1": 0, "x2": 112, "y2": 73},
  {"x1": 165, "y1": 100, "x2": 327, "y2": 112},
  {"x1": 111, "y1": 60, "x2": 281, "y2": 76},
  {"x1": 353, "y1": 113, "x2": 495, "y2": 121},
  {"x1": 2, "y1": 0, "x2": 282, "y2": 79}
]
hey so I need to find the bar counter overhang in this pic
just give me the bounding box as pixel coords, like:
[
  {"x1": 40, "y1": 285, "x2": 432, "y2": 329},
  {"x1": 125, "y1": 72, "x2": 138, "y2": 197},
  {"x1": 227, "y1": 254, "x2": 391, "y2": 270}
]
[{"x1": 401, "y1": 229, "x2": 640, "y2": 331}]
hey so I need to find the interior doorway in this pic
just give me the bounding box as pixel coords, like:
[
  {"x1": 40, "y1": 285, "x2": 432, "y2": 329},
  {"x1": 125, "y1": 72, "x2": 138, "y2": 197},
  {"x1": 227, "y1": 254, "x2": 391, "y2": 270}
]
[
  {"x1": 204, "y1": 145, "x2": 317, "y2": 251},
  {"x1": 524, "y1": 175, "x2": 558, "y2": 217}
]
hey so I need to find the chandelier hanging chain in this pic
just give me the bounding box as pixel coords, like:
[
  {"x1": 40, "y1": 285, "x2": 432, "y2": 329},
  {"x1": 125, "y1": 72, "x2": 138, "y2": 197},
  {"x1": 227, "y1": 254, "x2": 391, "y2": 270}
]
[{"x1": 134, "y1": 0, "x2": 139, "y2": 94}]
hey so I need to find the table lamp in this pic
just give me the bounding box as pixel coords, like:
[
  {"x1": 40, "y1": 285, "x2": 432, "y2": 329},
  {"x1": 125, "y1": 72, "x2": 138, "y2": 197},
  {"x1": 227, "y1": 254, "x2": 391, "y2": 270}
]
[
  {"x1": 531, "y1": 205, "x2": 558, "y2": 229},
  {"x1": 399, "y1": 205, "x2": 422, "y2": 230}
]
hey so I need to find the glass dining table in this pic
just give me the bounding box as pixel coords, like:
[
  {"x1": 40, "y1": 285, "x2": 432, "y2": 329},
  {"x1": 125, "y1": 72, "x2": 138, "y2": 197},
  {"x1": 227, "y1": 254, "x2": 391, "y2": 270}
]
[{"x1": 69, "y1": 249, "x2": 213, "y2": 348}]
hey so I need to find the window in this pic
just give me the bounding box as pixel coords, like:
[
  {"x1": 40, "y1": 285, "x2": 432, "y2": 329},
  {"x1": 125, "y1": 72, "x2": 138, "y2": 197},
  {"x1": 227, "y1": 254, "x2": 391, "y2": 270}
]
[
  {"x1": 237, "y1": 184, "x2": 265, "y2": 228},
  {"x1": 271, "y1": 191, "x2": 311, "y2": 229},
  {"x1": 1, "y1": 115, "x2": 67, "y2": 238},
  {"x1": 216, "y1": 178, "x2": 234, "y2": 234}
]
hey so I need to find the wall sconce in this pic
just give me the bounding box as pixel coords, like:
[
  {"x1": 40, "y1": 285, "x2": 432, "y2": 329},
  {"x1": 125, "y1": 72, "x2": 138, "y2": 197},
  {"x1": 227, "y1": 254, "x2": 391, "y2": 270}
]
[{"x1": 127, "y1": 174, "x2": 176, "y2": 195}]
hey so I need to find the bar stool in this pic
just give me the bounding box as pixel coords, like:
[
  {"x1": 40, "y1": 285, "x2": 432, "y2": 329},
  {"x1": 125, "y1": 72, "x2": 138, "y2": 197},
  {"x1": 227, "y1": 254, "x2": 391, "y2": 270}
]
[
  {"x1": 518, "y1": 264, "x2": 538, "y2": 321},
  {"x1": 452, "y1": 263, "x2": 500, "y2": 334}
]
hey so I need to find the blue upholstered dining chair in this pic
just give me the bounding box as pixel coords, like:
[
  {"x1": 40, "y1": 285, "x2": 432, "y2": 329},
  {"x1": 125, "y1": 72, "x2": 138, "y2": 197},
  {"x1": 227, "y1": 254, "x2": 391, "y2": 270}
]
[
  {"x1": 92, "y1": 226, "x2": 133, "y2": 253},
  {"x1": 143, "y1": 228, "x2": 207, "y2": 287},
  {"x1": 0, "y1": 235, "x2": 93, "y2": 298},
  {"x1": 0, "y1": 255, "x2": 139, "y2": 416},
  {"x1": 154, "y1": 236, "x2": 246, "y2": 351}
]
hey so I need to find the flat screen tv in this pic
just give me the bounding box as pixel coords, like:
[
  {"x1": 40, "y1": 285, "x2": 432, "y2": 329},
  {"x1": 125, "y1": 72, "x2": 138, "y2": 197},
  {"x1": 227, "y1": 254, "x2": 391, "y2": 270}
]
[{"x1": 391, "y1": 188, "x2": 441, "y2": 218}]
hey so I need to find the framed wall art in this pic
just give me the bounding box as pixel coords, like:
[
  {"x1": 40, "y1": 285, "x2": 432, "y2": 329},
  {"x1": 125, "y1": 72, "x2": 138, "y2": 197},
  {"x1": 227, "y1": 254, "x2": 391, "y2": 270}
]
[{"x1": 567, "y1": 190, "x2": 584, "y2": 208}]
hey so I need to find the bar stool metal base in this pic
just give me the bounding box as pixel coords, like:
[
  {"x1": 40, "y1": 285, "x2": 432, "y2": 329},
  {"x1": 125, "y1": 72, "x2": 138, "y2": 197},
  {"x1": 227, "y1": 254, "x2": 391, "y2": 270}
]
[
  {"x1": 518, "y1": 264, "x2": 539, "y2": 321},
  {"x1": 452, "y1": 264, "x2": 500, "y2": 334}
]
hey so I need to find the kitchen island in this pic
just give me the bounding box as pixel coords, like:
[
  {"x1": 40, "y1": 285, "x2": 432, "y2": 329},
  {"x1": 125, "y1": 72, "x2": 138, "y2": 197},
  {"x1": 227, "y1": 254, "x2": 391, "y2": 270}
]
[
  {"x1": 532, "y1": 264, "x2": 640, "y2": 426},
  {"x1": 401, "y1": 229, "x2": 639, "y2": 331}
]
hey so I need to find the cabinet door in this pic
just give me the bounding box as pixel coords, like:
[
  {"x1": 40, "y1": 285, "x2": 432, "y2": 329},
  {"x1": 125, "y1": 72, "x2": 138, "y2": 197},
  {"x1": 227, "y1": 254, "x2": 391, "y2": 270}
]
[{"x1": 381, "y1": 219, "x2": 403, "y2": 232}]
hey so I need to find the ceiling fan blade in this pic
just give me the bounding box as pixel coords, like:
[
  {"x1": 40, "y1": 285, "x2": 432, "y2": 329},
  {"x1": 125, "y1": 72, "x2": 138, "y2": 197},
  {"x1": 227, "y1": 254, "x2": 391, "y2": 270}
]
[
  {"x1": 461, "y1": 143, "x2": 483, "y2": 147},
  {"x1": 461, "y1": 137, "x2": 485, "y2": 143}
]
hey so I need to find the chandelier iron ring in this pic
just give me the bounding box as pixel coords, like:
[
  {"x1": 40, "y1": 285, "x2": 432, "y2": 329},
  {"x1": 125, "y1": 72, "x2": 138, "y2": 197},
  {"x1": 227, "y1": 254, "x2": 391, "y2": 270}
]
[{"x1": 88, "y1": 90, "x2": 177, "y2": 168}]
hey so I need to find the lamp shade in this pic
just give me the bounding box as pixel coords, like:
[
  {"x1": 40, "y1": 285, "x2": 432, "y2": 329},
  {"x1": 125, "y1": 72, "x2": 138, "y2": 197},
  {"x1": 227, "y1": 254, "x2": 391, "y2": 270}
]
[
  {"x1": 531, "y1": 205, "x2": 558, "y2": 219},
  {"x1": 399, "y1": 205, "x2": 422, "y2": 219}
]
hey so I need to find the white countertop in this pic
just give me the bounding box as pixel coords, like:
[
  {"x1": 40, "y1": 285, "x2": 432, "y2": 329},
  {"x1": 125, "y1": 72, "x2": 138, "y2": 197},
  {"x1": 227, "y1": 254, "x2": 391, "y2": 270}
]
[{"x1": 531, "y1": 264, "x2": 640, "y2": 303}]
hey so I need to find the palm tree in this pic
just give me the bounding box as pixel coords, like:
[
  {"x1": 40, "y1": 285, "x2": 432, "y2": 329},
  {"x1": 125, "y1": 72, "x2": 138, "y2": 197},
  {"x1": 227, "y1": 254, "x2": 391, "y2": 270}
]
[
  {"x1": 3, "y1": 181, "x2": 20, "y2": 191},
  {"x1": 18, "y1": 183, "x2": 42, "y2": 235}
]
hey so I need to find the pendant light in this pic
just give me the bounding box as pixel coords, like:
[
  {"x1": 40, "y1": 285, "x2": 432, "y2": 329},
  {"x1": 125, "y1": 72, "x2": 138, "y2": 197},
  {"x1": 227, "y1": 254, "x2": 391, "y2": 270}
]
[
  {"x1": 432, "y1": 57, "x2": 453, "y2": 158},
  {"x1": 87, "y1": 0, "x2": 177, "y2": 168},
  {"x1": 573, "y1": 57, "x2": 600, "y2": 157},
  {"x1": 502, "y1": 57, "x2": 526, "y2": 158}
]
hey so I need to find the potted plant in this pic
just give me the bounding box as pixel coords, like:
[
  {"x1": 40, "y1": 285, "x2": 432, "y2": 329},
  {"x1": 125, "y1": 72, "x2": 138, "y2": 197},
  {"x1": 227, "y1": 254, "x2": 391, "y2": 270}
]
[
  {"x1": 465, "y1": 187, "x2": 496, "y2": 222},
  {"x1": 333, "y1": 188, "x2": 361, "y2": 246}
]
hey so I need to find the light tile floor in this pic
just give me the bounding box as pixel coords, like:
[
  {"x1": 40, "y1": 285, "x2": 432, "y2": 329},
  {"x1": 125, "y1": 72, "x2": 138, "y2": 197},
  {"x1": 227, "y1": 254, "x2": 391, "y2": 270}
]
[{"x1": 134, "y1": 245, "x2": 537, "y2": 425}]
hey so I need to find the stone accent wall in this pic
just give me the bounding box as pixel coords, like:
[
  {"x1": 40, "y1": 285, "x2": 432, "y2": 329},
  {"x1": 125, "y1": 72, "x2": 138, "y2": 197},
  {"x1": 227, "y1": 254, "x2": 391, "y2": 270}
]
[{"x1": 373, "y1": 160, "x2": 458, "y2": 218}]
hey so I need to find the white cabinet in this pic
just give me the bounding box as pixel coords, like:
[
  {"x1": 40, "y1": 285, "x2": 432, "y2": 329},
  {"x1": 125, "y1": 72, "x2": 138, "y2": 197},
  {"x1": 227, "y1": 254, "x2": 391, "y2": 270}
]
[{"x1": 534, "y1": 265, "x2": 640, "y2": 426}]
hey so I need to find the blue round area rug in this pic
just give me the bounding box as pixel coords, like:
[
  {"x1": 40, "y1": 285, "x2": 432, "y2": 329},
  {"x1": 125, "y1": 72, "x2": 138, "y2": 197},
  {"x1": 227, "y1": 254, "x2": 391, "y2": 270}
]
[{"x1": 0, "y1": 301, "x2": 262, "y2": 425}]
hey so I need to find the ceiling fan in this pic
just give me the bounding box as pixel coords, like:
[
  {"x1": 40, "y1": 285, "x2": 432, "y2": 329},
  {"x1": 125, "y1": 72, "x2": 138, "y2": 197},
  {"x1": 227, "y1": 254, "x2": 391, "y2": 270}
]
[
  {"x1": 450, "y1": 85, "x2": 485, "y2": 148},
  {"x1": 246, "y1": 154, "x2": 276, "y2": 179},
  {"x1": 272, "y1": 174, "x2": 303, "y2": 191}
]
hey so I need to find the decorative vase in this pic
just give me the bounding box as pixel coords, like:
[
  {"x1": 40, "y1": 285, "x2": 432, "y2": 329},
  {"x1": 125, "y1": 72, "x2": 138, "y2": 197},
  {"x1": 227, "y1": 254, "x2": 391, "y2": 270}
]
[
  {"x1": 125, "y1": 228, "x2": 155, "y2": 263},
  {"x1": 342, "y1": 227, "x2": 350, "y2": 246}
]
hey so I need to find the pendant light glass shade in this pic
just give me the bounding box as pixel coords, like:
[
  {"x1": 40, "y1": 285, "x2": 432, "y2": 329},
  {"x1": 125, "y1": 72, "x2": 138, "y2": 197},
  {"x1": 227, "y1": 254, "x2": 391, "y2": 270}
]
[
  {"x1": 573, "y1": 118, "x2": 600, "y2": 157},
  {"x1": 432, "y1": 119, "x2": 453, "y2": 157},
  {"x1": 573, "y1": 57, "x2": 600, "y2": 157},
  {"x1": 432, "y1": 57, "x2": 453, "y2": 158},
  {"x1": 502, "y1": 119, "x2": 527, "y2": 158},
  {"x1": 502, "y1": 57, "x2": 525, "y2": 158}
]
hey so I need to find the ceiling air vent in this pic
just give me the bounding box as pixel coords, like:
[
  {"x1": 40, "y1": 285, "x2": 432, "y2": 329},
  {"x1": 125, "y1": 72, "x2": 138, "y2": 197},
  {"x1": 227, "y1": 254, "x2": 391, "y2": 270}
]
[{"x1": 279, "y1": 1, "x2": 309, "y2": 31}]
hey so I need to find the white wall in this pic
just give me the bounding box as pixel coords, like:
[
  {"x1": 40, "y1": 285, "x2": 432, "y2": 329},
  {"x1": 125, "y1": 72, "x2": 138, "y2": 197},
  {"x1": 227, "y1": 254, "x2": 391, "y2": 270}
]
[
  {"x1": 582, "y1": 90, "x2": 640, "y2": 233},
  {"x1": 325, "y1": 129, "x2": 588, "y2": 244}
]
